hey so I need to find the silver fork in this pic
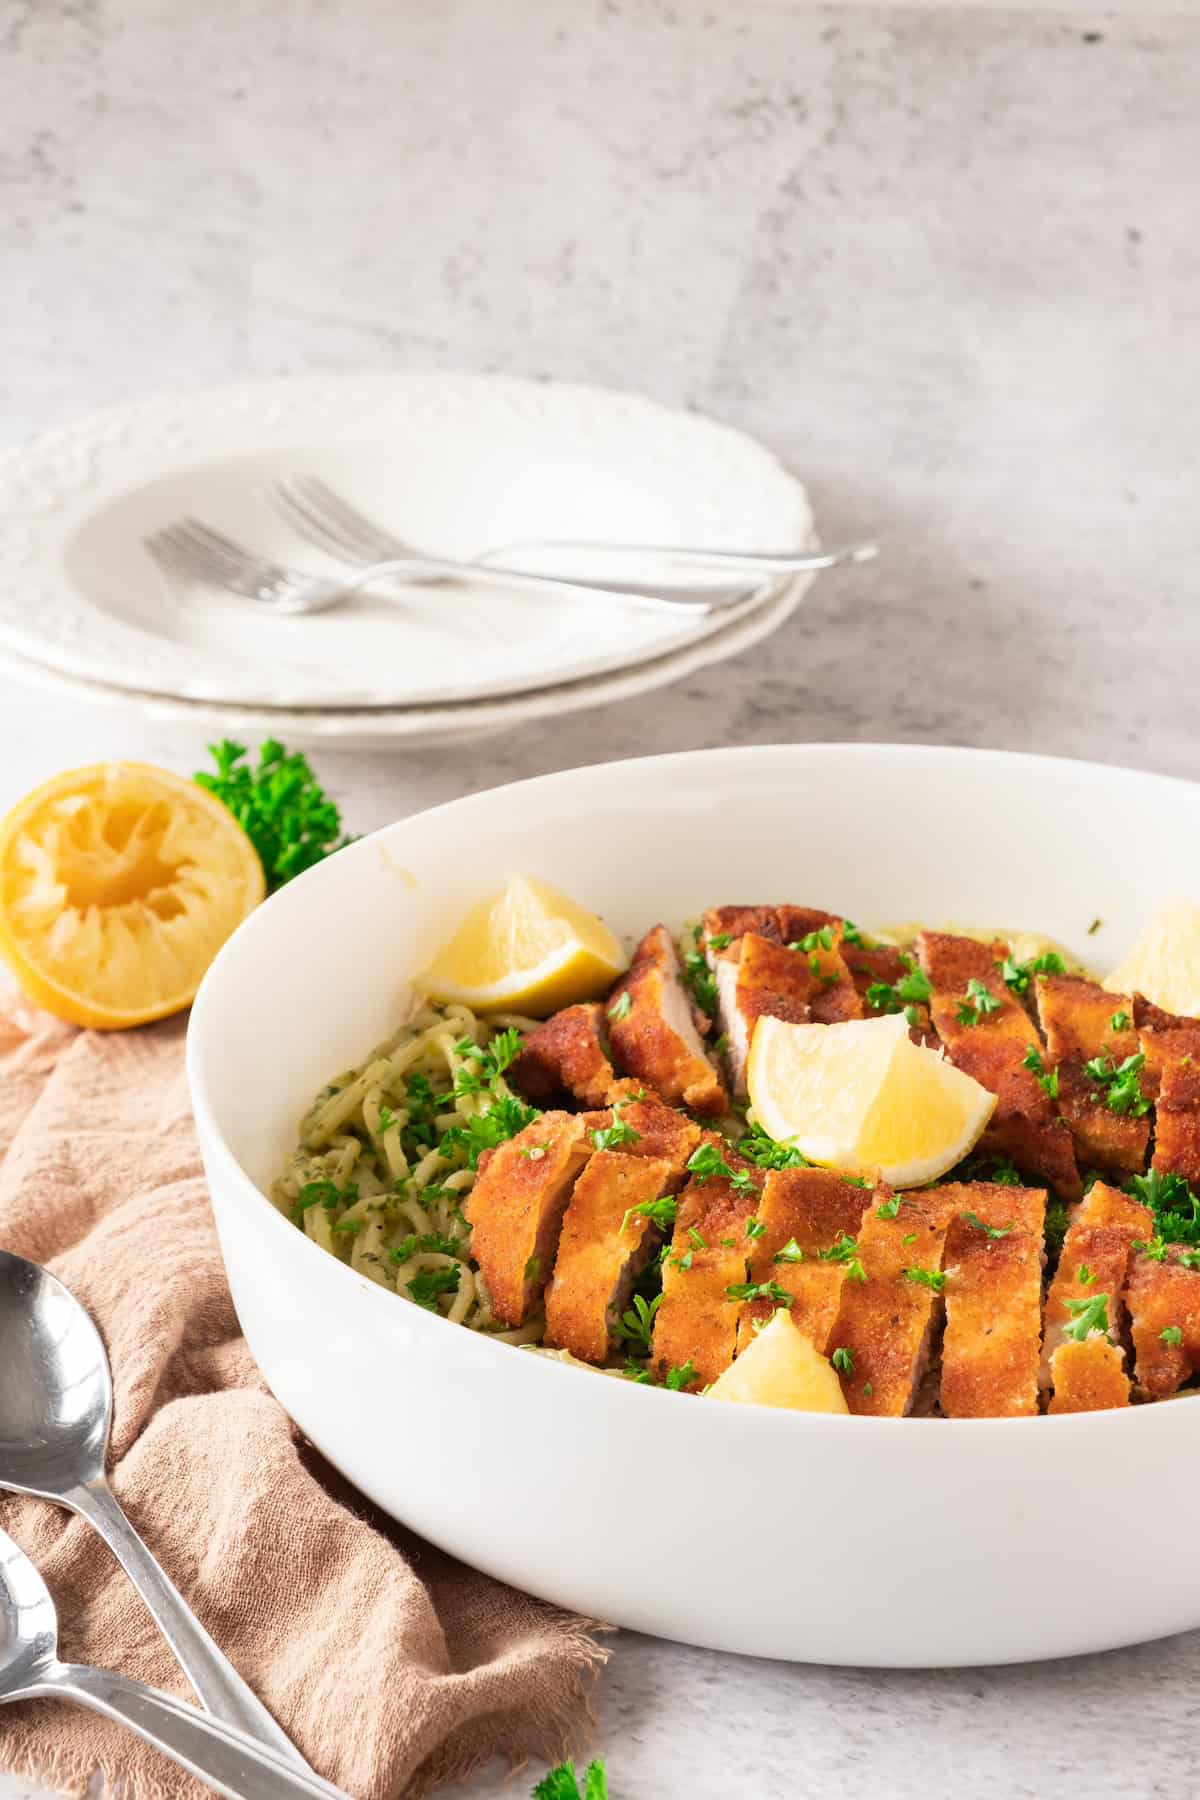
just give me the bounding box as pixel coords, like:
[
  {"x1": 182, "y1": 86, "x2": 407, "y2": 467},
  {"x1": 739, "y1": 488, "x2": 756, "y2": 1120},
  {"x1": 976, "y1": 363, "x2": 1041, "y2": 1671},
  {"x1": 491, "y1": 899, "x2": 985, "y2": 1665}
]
[
  {"x1": 145, "y1": 519, "x2": 764, "y2": 619},
  {"x1": 267, "y1": 474, "x2": 879, "y2": 578}
]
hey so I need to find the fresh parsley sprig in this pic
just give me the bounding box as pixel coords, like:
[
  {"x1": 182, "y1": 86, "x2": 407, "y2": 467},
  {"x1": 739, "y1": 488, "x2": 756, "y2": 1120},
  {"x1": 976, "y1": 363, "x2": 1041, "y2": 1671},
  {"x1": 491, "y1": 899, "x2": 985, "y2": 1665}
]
[
  {"x1": 956, "y1": 978, "x2": 1002, "y2": 1027},
  {"x1": 1000, "y1": 951, "x2": 1065, "y2": 996},
  {"x1": 865, "y1": 960, "x2": 932, "y2": 1016},
  {"x1": 1128, "y1": 1168, "x2": 1200, "y2": 1247},
  {"x1": 195, "y1": 738, "x2": 352, "y2": 892}
]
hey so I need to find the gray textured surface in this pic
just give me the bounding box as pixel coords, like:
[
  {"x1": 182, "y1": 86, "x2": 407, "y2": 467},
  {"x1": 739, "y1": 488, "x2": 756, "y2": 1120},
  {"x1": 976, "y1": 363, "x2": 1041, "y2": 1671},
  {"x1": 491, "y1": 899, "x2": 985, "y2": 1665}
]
[{"x1": 4, "y1": 1, "x2": 1200, "y2": 1795}]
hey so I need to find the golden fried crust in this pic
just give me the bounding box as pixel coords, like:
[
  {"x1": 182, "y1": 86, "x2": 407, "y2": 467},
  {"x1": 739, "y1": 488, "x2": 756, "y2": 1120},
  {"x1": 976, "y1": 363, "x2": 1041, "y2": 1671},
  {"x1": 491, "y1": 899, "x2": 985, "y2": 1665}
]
[
  {"x1": 1040, "y1": 1181, "x2": 1150, "y2": 1391},
  {"x1": 737, "y1": 1168, "x2": 874, "y2": 1351},
  {"x1": 1036, "y1": 976, "x2": 1149, "y2": 1176},
  {"x1": 509, "y1": 1003, "x2": 615, "y2": 1109},
  {"x1": 606, "y1": 925, "x2": 727, "y2": 1117},
  {"x1": 828, "y1": 1187, "x2": 960, "y2": 1416},
  {"x1": 1078, "y1": 1179, "x2": 1154, "y2": 1236},
  {"x1": 1153, "y1": 1058, "x2": 1200, "y2": 1185},
  {"x1": 1133, "y1": 995, "x2": 1200, "y2": 1098},
  {"x1": 650, "y1": 1155, "x2": 765, "y2": 1386},
  {"x1": 543, "y1": 1151, "x2": 675, "y2": 1364},
  {"x1": 736, "y1": 933, "x2": 812, "y2": 1030},
  {"x1": 1127, "y1": 1249, "x2": 1200, "y2": 1399},
  {"x1": 700, "y1": 905, "x2": 787, "y2": 949},
  {"x1": 939, "y1": 1183, "x2": 1045, "y2": 1418},
  {"x1": 465, "y1": 1113, "x2": 591, "y2": 1326},
  {"x1": 577, "y1": 1093, "x2": 700, "y2": 1180},
  {"x1": 1048, "y1": 1339, "x2": 1132, "y2": 1413},
  {"x1": 916, "y1": 932, "x2": 1081, "y2": 1200}
]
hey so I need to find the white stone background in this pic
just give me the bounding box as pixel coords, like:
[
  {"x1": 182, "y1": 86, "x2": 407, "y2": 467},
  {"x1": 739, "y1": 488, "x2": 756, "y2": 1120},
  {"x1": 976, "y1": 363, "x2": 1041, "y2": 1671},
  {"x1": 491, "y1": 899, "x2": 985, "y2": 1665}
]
[{"x1": 3, "y1": 0, "x2": 1200, "y2": 1795}]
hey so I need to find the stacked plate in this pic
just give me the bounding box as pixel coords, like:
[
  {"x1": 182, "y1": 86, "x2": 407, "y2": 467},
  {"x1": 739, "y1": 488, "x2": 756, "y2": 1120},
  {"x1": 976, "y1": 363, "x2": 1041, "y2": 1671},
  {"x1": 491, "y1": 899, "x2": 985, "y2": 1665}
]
[{"x1": 0, "y1": 370, "x2": 818, "y2": 750}]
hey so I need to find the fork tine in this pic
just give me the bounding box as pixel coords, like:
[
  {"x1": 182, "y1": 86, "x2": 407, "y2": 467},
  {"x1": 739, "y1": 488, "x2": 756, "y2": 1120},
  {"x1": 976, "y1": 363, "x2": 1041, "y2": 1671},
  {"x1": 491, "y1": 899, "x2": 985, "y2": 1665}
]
[
  {"x1": 176, "y1": 519, "x2": 295, "y2": 586},
  {"x1": 266, "y1": 480, "x2": 371, "y2": 563},
  {"x1": 147, "y1": 521, "x2": 296, "y2": 602},
  {"x1": 289, "y1": 476, "x2": 405, "y2": 561}
]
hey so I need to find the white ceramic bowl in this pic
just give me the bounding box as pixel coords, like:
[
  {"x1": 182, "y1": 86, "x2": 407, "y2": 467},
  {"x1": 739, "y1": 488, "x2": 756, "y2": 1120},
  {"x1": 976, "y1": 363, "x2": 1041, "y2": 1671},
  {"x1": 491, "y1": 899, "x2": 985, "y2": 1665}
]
[{"x1": 188, "y1": 745, "x2": 1200, "y2": 1667}]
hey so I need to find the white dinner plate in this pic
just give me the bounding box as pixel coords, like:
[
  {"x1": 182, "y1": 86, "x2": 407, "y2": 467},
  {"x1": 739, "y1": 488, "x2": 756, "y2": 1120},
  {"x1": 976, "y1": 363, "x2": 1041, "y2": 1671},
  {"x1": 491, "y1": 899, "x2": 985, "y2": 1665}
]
[
  {"x1": 0, "y1": 371, "x2": 812, "y2": 710},
  {"x1": 0, "y1": 568, "x2": 806, "y2": 751},
  {"x1": 190, "y1": 744, "x2": 1200, "y2": 1667}
]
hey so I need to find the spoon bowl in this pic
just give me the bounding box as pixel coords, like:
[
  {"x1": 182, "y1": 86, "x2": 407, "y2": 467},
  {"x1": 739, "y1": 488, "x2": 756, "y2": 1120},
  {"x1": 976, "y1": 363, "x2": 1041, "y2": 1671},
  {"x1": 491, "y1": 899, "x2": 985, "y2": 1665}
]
[{"x1": 0, "y1": 1253, "x2": 111, "y2": 1498}]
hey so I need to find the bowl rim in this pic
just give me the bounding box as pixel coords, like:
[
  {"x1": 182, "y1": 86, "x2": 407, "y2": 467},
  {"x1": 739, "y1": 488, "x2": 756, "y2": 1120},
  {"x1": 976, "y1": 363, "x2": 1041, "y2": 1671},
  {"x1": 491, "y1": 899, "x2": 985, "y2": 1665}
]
[{"x1": 187, "y1": 740, "x2": 1200, "y2": 1439}]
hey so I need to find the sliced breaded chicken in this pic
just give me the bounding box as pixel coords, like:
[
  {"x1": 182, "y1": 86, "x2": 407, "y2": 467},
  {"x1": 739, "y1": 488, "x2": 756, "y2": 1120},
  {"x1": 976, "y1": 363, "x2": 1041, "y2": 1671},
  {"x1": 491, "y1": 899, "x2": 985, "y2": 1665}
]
[
  {"x1": 1040, "y1": 1180, "x2": 1150, "y2": 1404},
  {"x1": 735, "y1": 1167, "x2": 874, "y2": 1351},
  {"x1": 543, "y1": 1150, "x2": 676, "y2": 1364},
  {"x1": 509, "y1": 1002, "x2": 616, "y2": 1109},
  {"x1": 464, "y1": 1112, "x2": 591, "y2": 1326},
  {"x1": 649, "y1": 1149, "x2": 764, "y2": 1386},
  {"x1": 827, "y1": 1187, "x2": 960, "y2": 1416},
  {"x1": 606, "y1": 924, "x2": 727, "y2": 1117},
  {"x1": 939, "y1": 1182, "x2": 1045, "y2": 1418},
  {"x1": 1035, "y1": 975, "x2": 1149, "y2": 1177},
  {"x1": 1130, "y1": 997, "x2": 1200, "y2": 1185},
  {"x1": 578, "y1": 1088, "x2": 702, "y2": 1178},
  {"x1": 1127, "y1": 1246, "x2": 1200, "y2": 1399},
  {"x1": 1048, "y1": 1339, "x2": 1132, "y2": 1413},
  {"x1": 916, "y1": 931, "x2": 1080, "y2": 1200},
  {"x1": 709, "y1": 930, "x2": 861, "y2": 1096}
]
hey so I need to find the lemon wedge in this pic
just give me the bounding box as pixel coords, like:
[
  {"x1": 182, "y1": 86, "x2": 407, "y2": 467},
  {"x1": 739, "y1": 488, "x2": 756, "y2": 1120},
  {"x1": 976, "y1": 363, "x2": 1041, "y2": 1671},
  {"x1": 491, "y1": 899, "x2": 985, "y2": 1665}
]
[
  {"x1": 419, "y1": 874, "x2": 627, "y2": 1015},
  {"x1": 747, "y1": 1011, "x2": 995, "y2": 1187},
  {"x1": 708, "y1": 1310, "x2": 848, "y2": 1414},
  {"x1": 0, "y1": 761, "x2": 265, "y2": 1029},
  {"x1": 1104, "y1": 900, "x2": 1200, "y2": 1018}
]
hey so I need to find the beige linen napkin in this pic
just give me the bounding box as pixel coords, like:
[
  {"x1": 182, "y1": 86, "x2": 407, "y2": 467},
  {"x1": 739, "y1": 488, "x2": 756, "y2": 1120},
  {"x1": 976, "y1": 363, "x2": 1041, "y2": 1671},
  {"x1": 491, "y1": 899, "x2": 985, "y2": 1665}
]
[{"x1": 0, "y1": 996, "x2": 607, "y2": 1798}]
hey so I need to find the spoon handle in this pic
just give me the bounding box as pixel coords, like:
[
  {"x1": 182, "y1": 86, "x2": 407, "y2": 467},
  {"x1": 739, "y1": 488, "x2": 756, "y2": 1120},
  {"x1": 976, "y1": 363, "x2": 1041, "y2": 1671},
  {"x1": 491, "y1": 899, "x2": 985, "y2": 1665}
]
[
  {"x1": 68, "y1": 1478, "x2": 309, "y2": 1771},
  {"x1": 46, "y1": 1663, "x2": 347, "y2": 1800}
]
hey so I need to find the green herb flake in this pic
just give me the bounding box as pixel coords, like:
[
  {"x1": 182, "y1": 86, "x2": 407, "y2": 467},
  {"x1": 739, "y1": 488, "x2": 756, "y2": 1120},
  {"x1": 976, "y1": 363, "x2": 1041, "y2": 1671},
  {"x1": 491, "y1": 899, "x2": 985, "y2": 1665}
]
[
  {"x1": 620, "y1": 1195, "x2": 677, "y2": 1234},
  {"x1": 902, "y1": 1266, "x2": 947, "y2": 1292},
  {"x1": 613, "y1": 1292, "x2": 662, "y2": 1355},
  {"x1": 773, "y1": 1238, "x2": 805, "y2": 1264},
  {"x1": 665, "y1": 1359, "x2": 697, "y2": 1391},
  {"x1": 956, "y1": 977, "x2": 1003, "y2": 1026},
  {"x1": 1063, "y1": 1292, "x2": 1111, "y2": 1342},
  {"x1": 406, "y1": 1266, "x2": 461, "y2": 1310},
  {"x1": 725, "y1": 1279, "x2": 794, "y2": 1307},
  {"x1": 960, "y1": 1210, "x2": 1012, "y2": 1240},
  {"x1": 607, "y1": 992, "x2": 632, "y2": 1022},
  {"x1": 876, "y1": 1197, "x2": 902, "y2": 1221},
  {"x1": 1161, "y1": 1325, "x2": 1184, "y2": 1347},
  {"x1": 1109, "y1": 1010, "x2": 1130, "y2": 1032}
]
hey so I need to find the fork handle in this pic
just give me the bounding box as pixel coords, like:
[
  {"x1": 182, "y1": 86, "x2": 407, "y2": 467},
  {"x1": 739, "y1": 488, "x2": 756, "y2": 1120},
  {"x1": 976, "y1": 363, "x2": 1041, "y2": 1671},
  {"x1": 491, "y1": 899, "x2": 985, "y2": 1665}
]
[
  {"x1": 477, "y1": 538, "x2": 880, "y2": 574},
  {"x1": 67, "y1": 1478, "x2": 309, "y2": 1770},
  {"x1": 46, "y1": 1664, "x2": 346, "y2": 1800},
  {"x1": 339, "y1": 555, "x2": 764, "y2": 616}
]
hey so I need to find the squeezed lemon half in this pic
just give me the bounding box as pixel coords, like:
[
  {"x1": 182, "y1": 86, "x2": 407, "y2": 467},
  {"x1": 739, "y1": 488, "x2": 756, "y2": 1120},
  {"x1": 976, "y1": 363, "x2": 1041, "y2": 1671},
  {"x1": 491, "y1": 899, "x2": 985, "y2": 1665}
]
[
  {"x1": 747, "y1": 1011, "x2": 996, "y2": 1188},
  {"x1": 0, "y1": 762, "x2": 265, "y2": 1028},
  {"x1": 419, "y1": 873, "x2": 627, "y2": 1015},
  {"x1": 1104, "y1": 900, "x2": 1200, "y2": 1018}
]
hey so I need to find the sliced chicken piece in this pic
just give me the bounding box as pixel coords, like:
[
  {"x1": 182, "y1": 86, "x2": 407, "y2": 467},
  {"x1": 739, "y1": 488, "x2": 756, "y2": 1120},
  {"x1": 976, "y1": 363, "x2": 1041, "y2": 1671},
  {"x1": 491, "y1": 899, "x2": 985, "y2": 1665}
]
[
  {"x1": 649, "y1": 1147, "x2": 764, "y2": 1386},
  {"x1": 1047, "y1": 1339, "x2": 1132, "y2": 1413},
  {"x1": 827, "y1": 1187, "x2": 960, "y2": 1416},
  {"x1": 606, "y1": 925, "x2": 727, "y2": 1117},
  {"x1": 1127, "y1": 1246, "x2": 1200, "y2": 1399},
  {"x1": 916, "y1": 931, "x2": 1080, "y2": 1200},
  {"x1": 1132, "y1": 994, "x2": 1200, "y2": 1097},
  {"x1": 1040, "y1": 1180, "x2": 1150, "y2": 1406},
  {"x1": 735, "y1": 1167, "x2": 875, "y2": 1352},
  {"x1": 543, "y1": 1151, "x2": 676, "y2": 1364},
  {"x1": 1130, "y1": 996, "x2": 1200, "y2": 1185},
  {"x1": 464, "y1": 1112, "x2": 591, "y2": 1326},
  {"x1": 578, "y1": 1087, "x2": 702, "y2": 1175},
  {"x1": 1035, "y1": 975, "x2": 1148, "y2": 1178},
  {"x1": 939, "y1": 1182, "x2": 1045, "y2": 1418},
  {"x1": 709, "y1": 930, "x2": 862, "y2": 1097},
  {"x1": 509, "y1": 1002, "x2": 616, "y2": 1109}
]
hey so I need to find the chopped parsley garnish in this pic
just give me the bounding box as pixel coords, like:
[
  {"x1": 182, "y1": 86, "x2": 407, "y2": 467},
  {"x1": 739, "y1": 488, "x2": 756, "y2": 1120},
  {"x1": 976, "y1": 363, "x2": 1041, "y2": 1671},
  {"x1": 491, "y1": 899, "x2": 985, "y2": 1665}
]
[
  {"x1": 622, "y1": 1358, "x2": 654, "y2": 1385},
  {"x1": 687, "y1": 1226, "x2": 707, "y2": 1250},
  {"x1": 620, "y1": 1195, "x2": 678, "y2": 1234},
  {"x1": 831, "y1": 1347, "x2": 854, "y2": 1374},
  {"x1": 1082, "y1": 1052, "x2": 1149, "y2": 1117},
  {"x1": 194, "y1": 737, "x2": 353, "y2": 891},
  {"x1": 841, "y1": 920, "x2": 866, "y2": 947},
  {"x1": 1000, "y1": 951, "x2": 1065, "y2": 996},
  {"x1": 668, "y1": 1248, "x2": 694, "y2": 1273},
  {"x1": 687, "y1": 1142, "x2": 734, "y2": 1181},
  {"x1": 1109, "y1": 1010, "x2": 1130, "y2": 1033},
  {"x1": 376, "y1": 1106, "x2": 398, "y2": 1137},
  {"x1": 1129, "y1": 1169, "x2": 1200, "y2": 1247},
  {"x1": 523, "y1": 1255, "x2": 541, "y2": 1283},
  {"x1": 707, "y1": 933, "x2": 733, "y2": 951},
  {"x1": 1161, "y1": 1325, "x2": 1184, "y2": 1347},
  {"x1": 956, "y1": 978, "x2": 1002, "y2": 1026},
  {"x1": 1021, "y1": 1043, "x2": 1059, "y2": 1099},
  {"x1": 773, "y1": 1238, "x2": 805, "y2": 1264},
  {"x1": 388, "y1": 1232, "x2": 462, "y2": 1262},
  {"x1": 730, "y1": 1126, "x2": 809, "y2": 1170},
  {"x1": 613, "y1": 1292, "x2": 662, "y2": 1354},
  {"x1": 681, "y1": 945, "x2": 718, "y2": 1017},
  {"x1": 1076, "y1": 1262, "x2": 1095, "y2": 1285},
  {"x1": 453, "y1": 1027, "x2": 524, "y2": 1096},
  {"x1": 590, "y1": 1116, "x2": 642, "y2": 1152},
  {"x1": 901, "y1": 1231, "x2": 918, "y2": 1245},
  {"x1": 876, "y1": 1196, "x2": 902, "y2": 1220},
  {"x1": 440, "y1": 1094, "x2": 542, "y2": 1168},
  {"x1": 862, "y1": 1381, "x2": 874, "y2": 1397},
  {"x1": 607, "y1": 992, "x2": 632, "y2": 1022},
  {"x1": 865, "y1": 960, "x2": 932, "y2": 1015},
  {"x1": 665, "y1": 1359, "x2": 697, "y2": 1391},
  {"x1": 902, "y1": 1266, "x2": 947, "y2": 1292},
  {"x1": 293, "y1": 1179, "x2": 359, "y2": 1219},
  {"x1": 745, "y1": 1216, "x2": 766, "y2": 1240},
  {"x1": 1133, "y1": 1235, "x2": 1168, "y2": 1262},
  {"x1": 407, "y1": 1266, "x2": 461, "y2": 1310},
  {"x1": 795, "y1": 925, "x2": 835, "y2": 953},
  {"x1": 960, "y1": 1211, "x2": 1012, "y2": 1239},
  {"x1": 331, "y1": 1217, "x2": 363, "y2": 1235},
  {"x1": 725, "y1": 1279, "x2": 794, "y2": 1307},
  {"x1": 1045, "y1": 1200, "x2": 1069, "y2": 1259},
  {"x1": 1088, "y1": 917, "x2": 1103, "y2": 935},
  {"x1": 818, "y1": 1235, "x2": 867, "y2": 1282},
  {"x1": 1063, "y1": 1292, "x2": 1110, "y2": 1341},
  {"x1": 520, "y1": 1144, "x2": 547, "y2": 1161}
]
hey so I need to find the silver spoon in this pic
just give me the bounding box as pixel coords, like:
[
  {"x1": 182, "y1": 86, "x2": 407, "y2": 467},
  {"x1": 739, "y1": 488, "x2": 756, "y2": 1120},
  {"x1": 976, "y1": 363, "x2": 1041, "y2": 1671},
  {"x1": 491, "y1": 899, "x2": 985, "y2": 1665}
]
[
  {"x1": 0, "y1": 1251, "x2": 309, "y2": 1770},
  {"x1": 0, "y1": 1528, "x2": 346, "y2": 1800}
]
